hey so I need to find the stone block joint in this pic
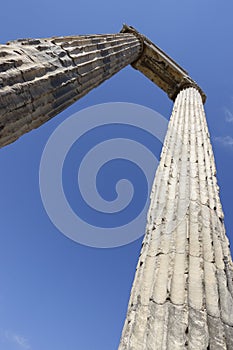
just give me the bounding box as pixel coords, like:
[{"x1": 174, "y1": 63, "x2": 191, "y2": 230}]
[{"x1": 121, "y1": 24, "x2": 206, "y2": 103}]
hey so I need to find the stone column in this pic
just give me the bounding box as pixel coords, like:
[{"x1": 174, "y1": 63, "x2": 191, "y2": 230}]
[
  {"x1": 119, "y1": 87, "x2": 233, "y2": 349},
  {"x1": 0, "y1": 32, "x2": 142, "y2": 147}
]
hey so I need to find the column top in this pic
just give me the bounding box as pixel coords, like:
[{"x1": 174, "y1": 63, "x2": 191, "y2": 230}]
[{"x1": 121, "y1": 25, "x2": 206, "y2": 103}]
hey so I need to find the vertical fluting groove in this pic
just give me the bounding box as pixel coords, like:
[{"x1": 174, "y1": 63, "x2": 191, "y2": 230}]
[
  {"x1": 119, "y1": 87, "x2": 233, "y2": 350},
  {"x1": 0, "y1": 33, "x2": 142, "y2": 147}
]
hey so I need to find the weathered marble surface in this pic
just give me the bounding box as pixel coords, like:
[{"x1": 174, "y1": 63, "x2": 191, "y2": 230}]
[
  {"x1": 0, "y1": 28, "x2": 232, "y2": 349},
  {"x1": 0, "y1": 27, "x2": 206, "y2": 148},
  {"x1": 121, "y1": 25, "x2": 206, "y2": 103},
  {"x1": 0, "y1": 33, "x2": 142, "y2": 147},
  {"x1": 119, "y1": 88, "x2": 233, "y2": 350}
]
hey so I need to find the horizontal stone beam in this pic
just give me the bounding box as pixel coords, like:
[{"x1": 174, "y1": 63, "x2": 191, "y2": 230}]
[
  {"x1": 121, "y1": 25, "x2": 206, "y2": 103},
  {"x1": 0, "y1": 26, "x2": 206, "y2": 148}
]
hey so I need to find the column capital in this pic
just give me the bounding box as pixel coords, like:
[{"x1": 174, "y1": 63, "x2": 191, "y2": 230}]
[{"x1": 121, "y1": 24, "x2": 206, "y2": 103}]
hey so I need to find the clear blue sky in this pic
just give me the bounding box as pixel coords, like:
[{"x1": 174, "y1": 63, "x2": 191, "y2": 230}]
[{"x1": 0, "y1": 1, "x2": 233, "y2": 349}]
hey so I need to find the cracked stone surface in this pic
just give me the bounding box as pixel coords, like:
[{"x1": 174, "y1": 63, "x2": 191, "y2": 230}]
[
  {"x1": 121, "y1": 25, "x2": 206, "y2": 104},
  {"x1": 0, "y1": 28, "x2": 232, "y2": 350},
  {"x1": 118, "y1": 88, "x2": 233, "y2": 350},
  {"x1": 0, "y1": 33, "x2": 142, "y2": 147}
]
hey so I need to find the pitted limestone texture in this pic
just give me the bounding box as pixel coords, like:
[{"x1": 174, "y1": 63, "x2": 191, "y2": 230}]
[
  {"x1": 118, "y1": 88, "x2": 233, "y2": 350},
  {"x1": 0, "y1": 33, "x2": 142, "y2": 147}
]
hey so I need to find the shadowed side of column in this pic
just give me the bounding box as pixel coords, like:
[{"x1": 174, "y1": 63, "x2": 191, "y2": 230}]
[{"x1": 0, "y1": 32, "x2": 142, "y2": 147}]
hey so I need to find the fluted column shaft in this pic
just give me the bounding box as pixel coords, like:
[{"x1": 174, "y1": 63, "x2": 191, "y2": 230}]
[
  {"x1": 0, "y1": 33, "x2": 142, "y2": 147},
  {"x1": 119, "y1": 88, "x2": 233, "y2": 349}
]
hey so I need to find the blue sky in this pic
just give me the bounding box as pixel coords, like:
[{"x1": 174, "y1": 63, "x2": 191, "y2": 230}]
[{"x1": 1, "y1": 1, "x2": 233, "y2": 349}]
